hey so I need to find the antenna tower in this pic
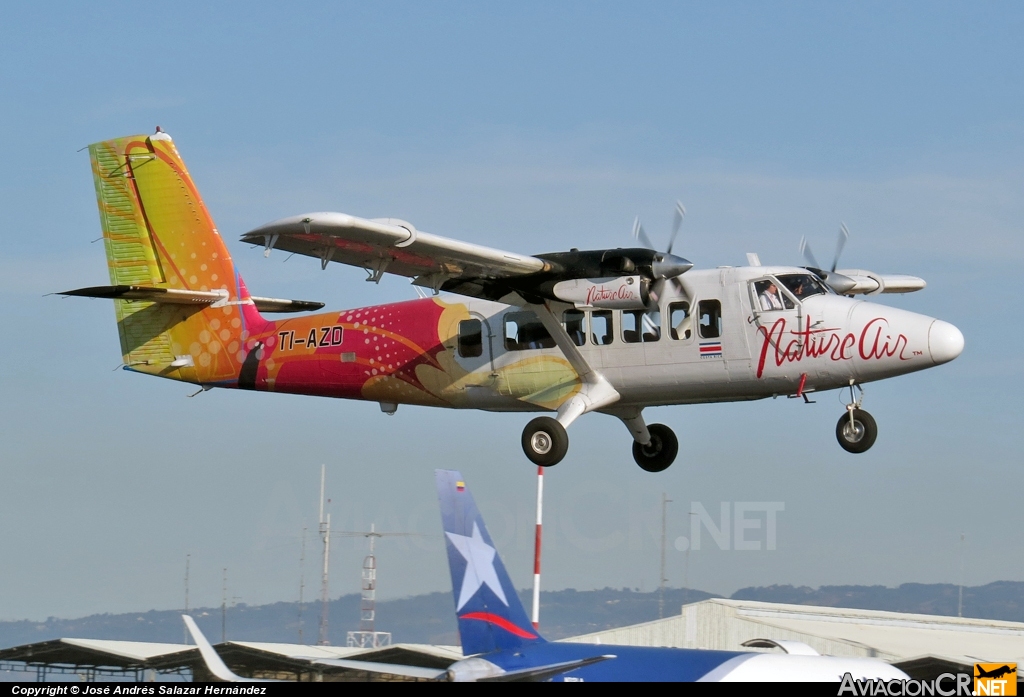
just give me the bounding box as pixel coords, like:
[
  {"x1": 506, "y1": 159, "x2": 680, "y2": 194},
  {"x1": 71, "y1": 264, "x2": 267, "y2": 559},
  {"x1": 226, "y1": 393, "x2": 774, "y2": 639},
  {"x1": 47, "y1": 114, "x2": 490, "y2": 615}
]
[
  {"x1": 659, "y1": 492, "x2": 672, "y2": 619},
  {"x1": 298, "y1": 527, "x2": 306, "y2": 644},
  {"x1": 317, "y1": 465, "x2": 332, "y2": 645},
  {"x1": 221, "y1": 568, "x2": 227, "y2": 643},
  {"x1": 183, "y1": 554, "x2": 190, "y2": 644},
  {"x1": 336, "y1": 525, "x2": 422, "y2": 648}
]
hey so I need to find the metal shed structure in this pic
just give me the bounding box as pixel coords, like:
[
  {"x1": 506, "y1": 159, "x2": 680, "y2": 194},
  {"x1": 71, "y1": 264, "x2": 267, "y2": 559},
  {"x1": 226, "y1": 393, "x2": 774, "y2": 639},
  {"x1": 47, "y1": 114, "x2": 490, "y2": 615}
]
[
  {"x1": 563, "y1": 598, "x2": 1024, "y2": 680},
  {"x1": 0, "y1": 639, "x2": 462, "y2": 682}
]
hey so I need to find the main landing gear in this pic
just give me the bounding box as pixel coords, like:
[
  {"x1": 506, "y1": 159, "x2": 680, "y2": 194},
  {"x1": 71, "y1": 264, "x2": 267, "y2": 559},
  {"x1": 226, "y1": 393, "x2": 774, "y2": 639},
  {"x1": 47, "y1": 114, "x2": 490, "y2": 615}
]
[
  {"x1": 521, "y1": 417, "x2": 569, "y2": 467},
  {"x1": 835, "y1": 383, "x2": 877, "y2": 454},
  {"x1": 521, "y1": 409, "x2": 679, "y2": 472}
]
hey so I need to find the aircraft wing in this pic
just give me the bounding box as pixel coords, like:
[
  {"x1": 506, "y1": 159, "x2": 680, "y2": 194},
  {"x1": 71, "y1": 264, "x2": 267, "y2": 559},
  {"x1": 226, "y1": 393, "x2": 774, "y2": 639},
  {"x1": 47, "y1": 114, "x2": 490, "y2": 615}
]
[
  {"x1": 241, "y1": 212, "x2": 550, "y2": 298},
  {"x1": 478, "y1": 655, "x2": 616, "y2": 682},
  {"x1": 307, "y1": 657, "x2": 446, "y2": 680}
]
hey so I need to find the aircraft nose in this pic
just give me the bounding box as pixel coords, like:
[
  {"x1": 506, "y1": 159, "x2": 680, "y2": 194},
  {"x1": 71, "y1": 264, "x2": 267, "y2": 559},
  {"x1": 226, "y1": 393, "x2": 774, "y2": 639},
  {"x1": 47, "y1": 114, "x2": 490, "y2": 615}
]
[{"x1": 928, "y1": 320, "x2": 964, "y2": 365}]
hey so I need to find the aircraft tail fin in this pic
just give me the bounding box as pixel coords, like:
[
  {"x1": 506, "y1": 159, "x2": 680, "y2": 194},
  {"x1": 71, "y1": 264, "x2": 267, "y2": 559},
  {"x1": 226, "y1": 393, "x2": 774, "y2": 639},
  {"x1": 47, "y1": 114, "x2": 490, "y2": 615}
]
[
  {"x1": 83, "y1": 131, "x2": 270, "y2": 384},
  {"x1": 435, "y1": 469, "x2": 545, "y2": 656}
]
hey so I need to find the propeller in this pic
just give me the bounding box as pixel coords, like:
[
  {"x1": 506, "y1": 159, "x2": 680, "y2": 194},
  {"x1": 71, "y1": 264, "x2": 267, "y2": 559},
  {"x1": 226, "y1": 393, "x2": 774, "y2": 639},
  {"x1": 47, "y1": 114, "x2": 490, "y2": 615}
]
[
  {"x1": 632, "y1": 200, "x2": 693, "y2": 309},
  {"x1": 798, "y1": 224, "x2": 856, "y2": 294}
]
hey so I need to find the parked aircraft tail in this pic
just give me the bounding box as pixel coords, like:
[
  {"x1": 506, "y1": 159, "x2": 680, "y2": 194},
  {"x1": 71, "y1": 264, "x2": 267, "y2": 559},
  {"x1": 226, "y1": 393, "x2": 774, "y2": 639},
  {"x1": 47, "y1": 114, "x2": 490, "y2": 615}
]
[
  {"x1": 435, "y1": 469, "x2": 545, "y2": 656},
  {"x1": 65, "y1": 131, "x2": 275, "y2": 385}
]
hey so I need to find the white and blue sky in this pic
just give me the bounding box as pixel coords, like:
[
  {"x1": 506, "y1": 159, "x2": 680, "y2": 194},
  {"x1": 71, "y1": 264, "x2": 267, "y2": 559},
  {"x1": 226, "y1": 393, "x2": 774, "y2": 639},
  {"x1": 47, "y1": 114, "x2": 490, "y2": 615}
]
[{"x1": 0, "y1": 2, "x2": 1021, "y2": 622}]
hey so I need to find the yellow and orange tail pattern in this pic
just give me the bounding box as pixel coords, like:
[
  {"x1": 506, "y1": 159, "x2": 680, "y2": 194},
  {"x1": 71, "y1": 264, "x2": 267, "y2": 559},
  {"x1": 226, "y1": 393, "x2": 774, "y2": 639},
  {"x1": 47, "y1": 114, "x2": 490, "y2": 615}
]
[{"x1": 90, "y1": 132, "x2": 257, "y2": 384}]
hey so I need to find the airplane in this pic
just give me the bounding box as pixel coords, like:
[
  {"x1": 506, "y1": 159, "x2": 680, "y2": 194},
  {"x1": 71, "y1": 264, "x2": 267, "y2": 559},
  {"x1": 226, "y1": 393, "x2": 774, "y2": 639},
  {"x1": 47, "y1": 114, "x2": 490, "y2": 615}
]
[
  {"x1": 63, "y1": 130, "x2": 964, "y2": 469},
  {"x1": 975, "y1": 664, "x2": 1017, "y2": 680},
  {"x1": 180, "y1": 470, "x2": 910, "y2": 682}
]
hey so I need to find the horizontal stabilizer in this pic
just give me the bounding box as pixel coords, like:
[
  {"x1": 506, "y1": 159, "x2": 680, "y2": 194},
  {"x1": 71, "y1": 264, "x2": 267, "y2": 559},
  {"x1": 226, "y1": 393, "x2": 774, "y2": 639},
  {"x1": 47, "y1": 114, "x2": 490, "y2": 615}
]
[
  {"x1": 60, "y1": 285, "x2": 324, "y2": 313},
  {"x1": 249, "y1": 296, "x2": 325, "y2": 313},
  {"x1": 59, "y1": 285, "x2": 224, "y2": 304}
]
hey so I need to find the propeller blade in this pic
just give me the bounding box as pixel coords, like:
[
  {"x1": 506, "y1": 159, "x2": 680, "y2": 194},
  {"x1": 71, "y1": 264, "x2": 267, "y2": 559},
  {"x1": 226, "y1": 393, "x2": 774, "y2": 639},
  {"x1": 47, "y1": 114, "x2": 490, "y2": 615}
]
[
  {"x1": 832, "y1": 223, "x2": 849, "y2": 272},
  {"x1": 799, "y1": 236, "x2": 821, "y2": 270},
  {"x1": 666, "y1": 201, "x2": 686, "y2": 254},
  {"x1": 647, "y1": 278, "x2": 665, "y2": 310},
  {"x1": 632, "y1": 216, "x2": 655, "y2": 250}
]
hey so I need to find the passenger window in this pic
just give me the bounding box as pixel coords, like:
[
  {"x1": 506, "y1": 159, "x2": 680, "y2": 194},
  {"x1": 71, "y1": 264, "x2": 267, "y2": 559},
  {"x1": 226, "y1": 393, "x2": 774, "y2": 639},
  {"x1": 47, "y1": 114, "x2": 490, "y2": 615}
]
[
  {"x1": 669, "y1": 302, "x2": 692, "y2": 340},
  {"x1": 458, "y1": 319, "x2": 483, "y2": 358},
  {"x1": 622, "y1": 310, "x2": 661, "y2": 343},
  {"x1": 591, "y1": 310, "x2": 613, "y2": 345},
  {"x1": 504, "y1": 311, "x2": 555, "y2": 351},
  {"x1": 698, "y1": 300, "x2": 723, "y2": 339},
  {"x1": 563, "y1": 310, "x2": 586, "y2": 347}
]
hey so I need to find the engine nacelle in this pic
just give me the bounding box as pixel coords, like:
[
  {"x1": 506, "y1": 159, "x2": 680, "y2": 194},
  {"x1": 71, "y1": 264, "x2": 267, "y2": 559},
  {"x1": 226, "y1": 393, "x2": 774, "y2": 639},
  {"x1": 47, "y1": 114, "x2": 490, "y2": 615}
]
[
  {"x1": 552, "y1": 276, "x2": 649, "y2": 309},
  {"x1": 446, "y1": 657, "x2": 506, "y2": 682}
]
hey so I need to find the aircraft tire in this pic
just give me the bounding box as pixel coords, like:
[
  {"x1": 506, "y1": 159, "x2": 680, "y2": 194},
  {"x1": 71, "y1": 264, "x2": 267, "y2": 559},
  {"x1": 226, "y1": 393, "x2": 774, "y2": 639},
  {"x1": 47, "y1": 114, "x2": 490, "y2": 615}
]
[
  {"x1": 632, "y1": 423, "x2": 678, "y2": 472},
  {"x1": 522, "y1": 417, "x2": 569, "y2": 467},
  {"x1": 835, "y1": 408, "x2": 877, "y2": 453}
]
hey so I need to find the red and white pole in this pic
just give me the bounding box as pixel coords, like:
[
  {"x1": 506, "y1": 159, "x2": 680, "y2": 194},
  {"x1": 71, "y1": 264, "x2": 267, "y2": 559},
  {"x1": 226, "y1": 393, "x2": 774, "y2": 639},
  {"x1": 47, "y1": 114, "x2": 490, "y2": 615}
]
[{"x1": 531, "y1": 466, "x2": 544, "y2": 630}]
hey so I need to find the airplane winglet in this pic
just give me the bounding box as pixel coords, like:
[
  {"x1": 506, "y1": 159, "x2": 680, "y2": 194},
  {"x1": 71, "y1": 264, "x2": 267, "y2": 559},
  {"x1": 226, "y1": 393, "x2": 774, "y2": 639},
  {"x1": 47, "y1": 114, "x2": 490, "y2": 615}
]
[{"x1": 182, "y1": 614, "x2": 247, "y2": 682}]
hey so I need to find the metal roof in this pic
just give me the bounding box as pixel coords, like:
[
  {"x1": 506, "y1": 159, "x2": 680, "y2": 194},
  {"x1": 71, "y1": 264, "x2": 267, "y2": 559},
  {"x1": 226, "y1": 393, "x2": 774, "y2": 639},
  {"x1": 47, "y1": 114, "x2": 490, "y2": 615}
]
[
  {"x1": 0, "y1": 638, "x2": 462, "y2": 680},
  {"x1": 0, "y1": 638, "x2": 197, "y2": 669},
  {"x1": 563, "y1": 598, "x2": 1024, "y2": 670}
]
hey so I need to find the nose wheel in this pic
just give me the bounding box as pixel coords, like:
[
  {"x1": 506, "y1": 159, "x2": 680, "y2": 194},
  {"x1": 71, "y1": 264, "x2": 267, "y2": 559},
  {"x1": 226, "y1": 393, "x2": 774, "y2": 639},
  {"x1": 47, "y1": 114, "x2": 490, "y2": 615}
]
[
  {"x1": 632, "y1": 423, "x2": 678, "y2": 472},
  {"x1": 522, "y1": 417, "x2": 569, "y2": 467},
  {"x1": 835, "y1": 383, "x2": 877, "y2": 453}
]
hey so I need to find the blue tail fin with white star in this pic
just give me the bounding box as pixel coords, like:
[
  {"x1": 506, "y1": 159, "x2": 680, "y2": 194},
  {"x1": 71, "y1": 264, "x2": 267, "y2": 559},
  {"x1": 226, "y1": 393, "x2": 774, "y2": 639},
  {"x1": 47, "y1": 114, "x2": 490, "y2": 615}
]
[{"x1": 435, "y1": 469, "x2": 545, "y2": 656}]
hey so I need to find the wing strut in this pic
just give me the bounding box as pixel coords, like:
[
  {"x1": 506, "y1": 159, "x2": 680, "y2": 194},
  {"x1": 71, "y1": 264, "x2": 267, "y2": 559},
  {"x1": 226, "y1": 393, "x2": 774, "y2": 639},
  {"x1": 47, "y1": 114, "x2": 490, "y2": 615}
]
[{"x1": 525, "y1": 301, "x2": 620, "y2": 428}]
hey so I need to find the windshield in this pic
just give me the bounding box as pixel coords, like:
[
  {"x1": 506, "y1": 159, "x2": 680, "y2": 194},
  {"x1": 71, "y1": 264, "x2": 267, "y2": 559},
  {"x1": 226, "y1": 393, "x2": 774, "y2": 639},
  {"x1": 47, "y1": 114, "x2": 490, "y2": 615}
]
[{"x1": 776, "y1": 273, "x2": 829, "y2": 300}]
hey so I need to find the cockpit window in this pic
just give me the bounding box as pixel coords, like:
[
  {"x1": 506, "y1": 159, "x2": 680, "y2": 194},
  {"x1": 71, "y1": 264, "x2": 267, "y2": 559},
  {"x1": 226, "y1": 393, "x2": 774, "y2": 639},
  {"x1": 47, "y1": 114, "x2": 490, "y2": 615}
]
[
  {"x1": 754, "y1": 280, "x2": 795, "y2": 311},
  {"x1": 777, "y1": 273, "x2": 829, "y2": 300}
]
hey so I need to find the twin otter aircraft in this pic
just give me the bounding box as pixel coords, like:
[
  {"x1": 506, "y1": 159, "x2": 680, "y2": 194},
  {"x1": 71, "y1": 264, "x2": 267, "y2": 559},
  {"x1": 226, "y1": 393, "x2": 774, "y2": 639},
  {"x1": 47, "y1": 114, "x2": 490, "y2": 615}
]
[{"x1": 65, "y1": 131, "x2": 964, "y2": 471}]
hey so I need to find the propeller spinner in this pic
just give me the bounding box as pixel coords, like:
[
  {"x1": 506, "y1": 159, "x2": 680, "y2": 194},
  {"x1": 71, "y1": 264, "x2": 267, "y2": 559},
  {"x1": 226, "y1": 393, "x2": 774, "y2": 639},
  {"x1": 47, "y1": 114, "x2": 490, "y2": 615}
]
[
  {"x1": 799, "y1": 224, "x2": 857, "y2": 294},
  {"x1": 632, "y1": 201, "x2": 693, "y2": 308}
]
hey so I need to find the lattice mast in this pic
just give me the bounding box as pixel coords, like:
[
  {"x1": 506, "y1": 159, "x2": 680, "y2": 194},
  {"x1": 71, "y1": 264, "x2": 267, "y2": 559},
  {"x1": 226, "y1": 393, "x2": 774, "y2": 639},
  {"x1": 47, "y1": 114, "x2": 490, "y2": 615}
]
[{"x1": 337, "y1": 526, "x2": 422, "y2": 648}]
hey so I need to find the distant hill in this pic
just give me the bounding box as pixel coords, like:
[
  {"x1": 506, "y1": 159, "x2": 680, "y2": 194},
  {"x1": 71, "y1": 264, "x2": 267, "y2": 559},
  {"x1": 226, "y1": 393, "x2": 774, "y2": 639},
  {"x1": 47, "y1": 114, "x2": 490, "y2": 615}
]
[
  {"x1": 731, "y1": 581, "x2": 1024, "y2": 622},
  {"x1": 1, "y1": 582, "x2": 1021, "y2": 649}
]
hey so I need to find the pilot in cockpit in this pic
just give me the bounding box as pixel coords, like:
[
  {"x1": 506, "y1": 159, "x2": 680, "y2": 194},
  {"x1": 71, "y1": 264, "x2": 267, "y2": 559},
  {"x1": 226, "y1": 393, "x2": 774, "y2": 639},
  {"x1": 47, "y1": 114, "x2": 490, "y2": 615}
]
[{"x1": 758, "y1": 282, "x2": 784, "y2": 311}]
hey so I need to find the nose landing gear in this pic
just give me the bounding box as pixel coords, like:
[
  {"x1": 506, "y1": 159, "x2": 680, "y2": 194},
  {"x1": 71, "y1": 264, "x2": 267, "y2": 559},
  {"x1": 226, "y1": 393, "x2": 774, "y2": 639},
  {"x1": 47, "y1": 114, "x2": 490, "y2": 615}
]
[
  {"x1": 836, "y1": 383, "x2": 877, "y2": 453},
  {"x1": 632, "y1": 423, "x2": 679, "y2": 472}
]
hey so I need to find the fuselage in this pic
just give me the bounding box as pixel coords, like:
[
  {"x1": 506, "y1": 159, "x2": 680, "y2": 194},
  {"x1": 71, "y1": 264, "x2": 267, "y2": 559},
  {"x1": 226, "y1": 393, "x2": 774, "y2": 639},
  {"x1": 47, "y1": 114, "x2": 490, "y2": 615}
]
[{"x1": 160, "y1": 265, "x2": 962, "y2": 415}]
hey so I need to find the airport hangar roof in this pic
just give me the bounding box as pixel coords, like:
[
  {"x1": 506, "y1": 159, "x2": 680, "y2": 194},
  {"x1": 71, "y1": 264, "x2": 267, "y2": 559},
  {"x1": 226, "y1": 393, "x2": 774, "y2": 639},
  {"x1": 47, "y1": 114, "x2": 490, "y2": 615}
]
[
  {"x1": 0, "y1": 639, "x2": 463, "y2": 681},
  {"x1": 563, "y1": 598, "x2": 1024, "y2": 679}
]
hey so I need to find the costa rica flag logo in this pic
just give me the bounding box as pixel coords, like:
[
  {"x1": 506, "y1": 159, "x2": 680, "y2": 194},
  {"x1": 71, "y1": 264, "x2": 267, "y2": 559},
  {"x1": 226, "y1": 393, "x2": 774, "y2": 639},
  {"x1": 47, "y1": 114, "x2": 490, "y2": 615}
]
[{"x1": 700, "y1": 341, "x2": 723, "y2": 358}]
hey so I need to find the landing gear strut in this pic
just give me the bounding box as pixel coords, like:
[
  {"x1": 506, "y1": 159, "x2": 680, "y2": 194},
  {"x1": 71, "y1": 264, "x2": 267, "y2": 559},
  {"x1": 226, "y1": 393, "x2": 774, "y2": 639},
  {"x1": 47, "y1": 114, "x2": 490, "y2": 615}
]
[
  {"x1": 521, "y1": 417, "x2": 569, "y2": 467},
  {"x1": 836, "y1": 383, "x2": 877, "y2": 453}
]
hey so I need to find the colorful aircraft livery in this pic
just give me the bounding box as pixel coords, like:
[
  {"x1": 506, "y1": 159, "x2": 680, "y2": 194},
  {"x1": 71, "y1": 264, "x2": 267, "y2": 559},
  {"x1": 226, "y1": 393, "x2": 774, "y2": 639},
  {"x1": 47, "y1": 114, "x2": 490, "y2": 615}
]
[{"x1": 65, "y1": 131, "x2": 964, "y2": 468}]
